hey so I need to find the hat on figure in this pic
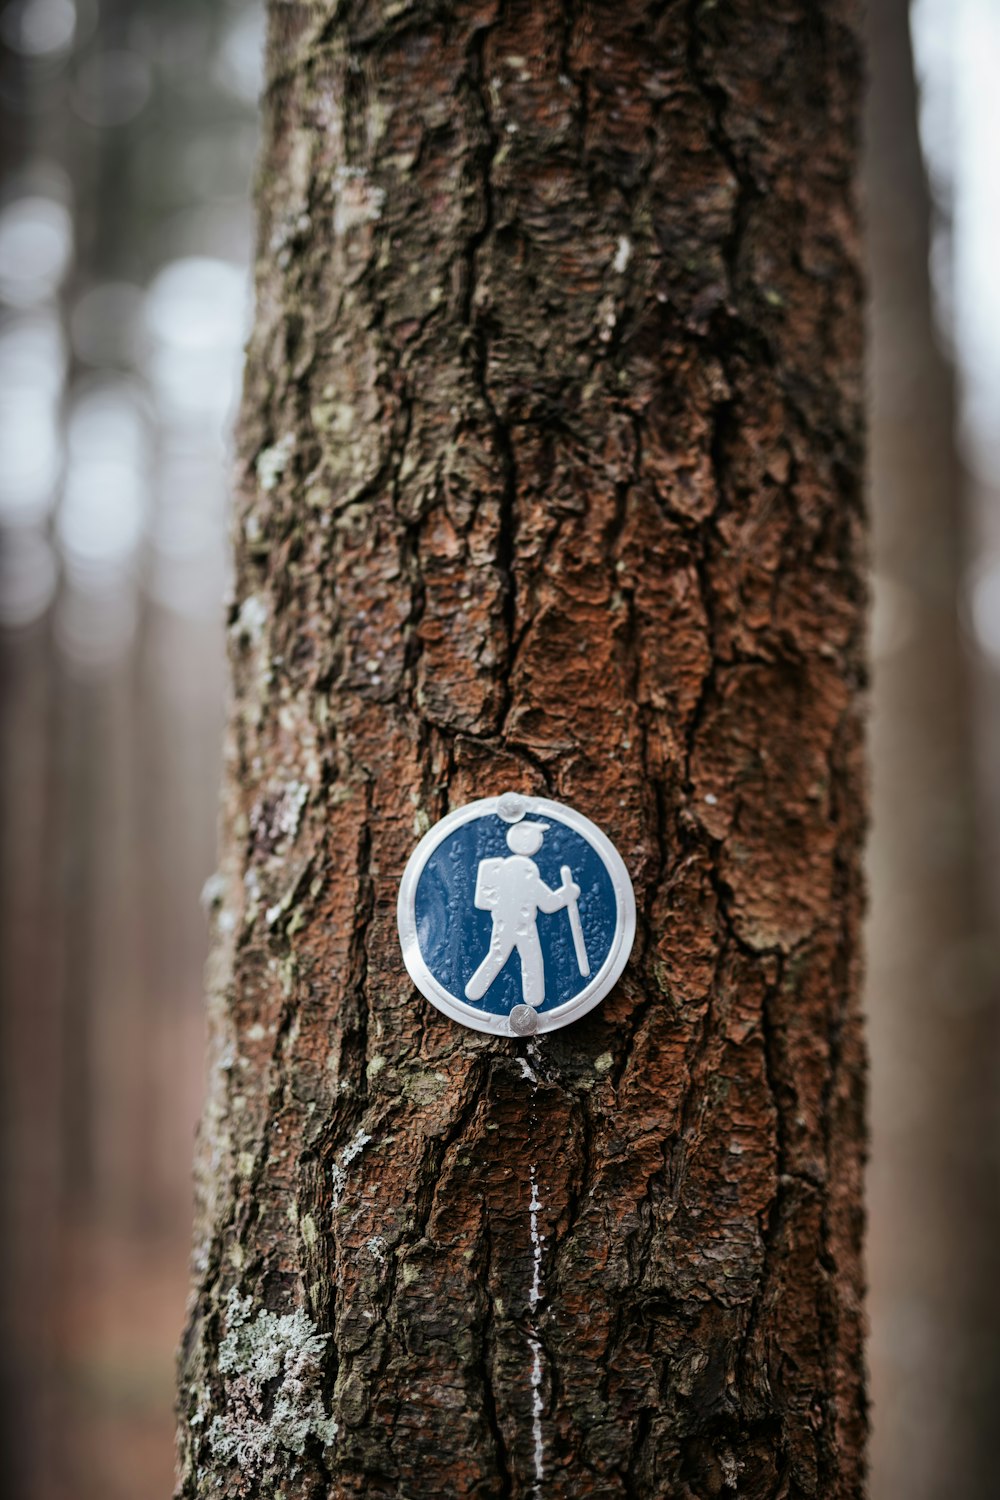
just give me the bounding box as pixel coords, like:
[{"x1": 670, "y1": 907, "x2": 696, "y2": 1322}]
[{"x1": 506, "y1": 821, "x2": 549, "y2": 855}]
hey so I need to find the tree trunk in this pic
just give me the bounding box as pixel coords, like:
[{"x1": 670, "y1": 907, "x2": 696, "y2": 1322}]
[{"x1": 176, "y1": 3, "x2": 867, "y2": 1497}]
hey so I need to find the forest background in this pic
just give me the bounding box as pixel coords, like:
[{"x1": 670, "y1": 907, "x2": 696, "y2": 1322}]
[{"x1": 0, "y1": 1, "x2": 998, "y2": 1496}]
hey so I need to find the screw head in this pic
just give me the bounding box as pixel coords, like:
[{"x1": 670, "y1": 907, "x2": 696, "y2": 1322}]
[
  {"x1": 497, "y1": 791, "x2": 528, "y2": 824},
  {"x1": 509, "y1": 1004, "x2": 538, "y2": 1036}
]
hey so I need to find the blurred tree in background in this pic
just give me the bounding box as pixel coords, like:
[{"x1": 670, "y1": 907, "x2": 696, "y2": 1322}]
[
  {"x1": 0, "y1": 2, "x2": 262, "y2": 1496},
  {"x1": 866, "y1": 0, "x2": 1000, "y2": 1495}
]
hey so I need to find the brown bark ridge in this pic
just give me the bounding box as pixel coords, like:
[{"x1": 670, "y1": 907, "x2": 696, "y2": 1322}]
[{"x1": 176, "y1": 2, "x2": 867, "y2": 1496}]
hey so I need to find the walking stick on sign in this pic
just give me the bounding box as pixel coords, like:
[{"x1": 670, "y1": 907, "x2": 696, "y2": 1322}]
[{"x1": 561, "y1": 863, "x2": 590, "y2": 977}]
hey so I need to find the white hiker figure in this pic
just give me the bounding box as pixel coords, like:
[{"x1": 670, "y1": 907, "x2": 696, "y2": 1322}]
[{"x1": 464, "y1": 821, "x2": 590, "y2": 1009}]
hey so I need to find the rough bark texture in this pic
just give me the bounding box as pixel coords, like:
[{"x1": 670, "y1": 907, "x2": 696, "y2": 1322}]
[{"x1": 176, "y1": 2, "x2": 867, "y2": 1496}]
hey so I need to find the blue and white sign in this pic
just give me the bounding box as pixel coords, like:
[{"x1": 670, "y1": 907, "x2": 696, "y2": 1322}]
[{"x1": 397, "y1": 792, "x2": 636, "y2": 1036}]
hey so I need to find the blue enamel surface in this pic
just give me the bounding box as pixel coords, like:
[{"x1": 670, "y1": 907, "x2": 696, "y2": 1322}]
[{"x1": 413, "y1": 813, "x2": 618, "y2": 1016}]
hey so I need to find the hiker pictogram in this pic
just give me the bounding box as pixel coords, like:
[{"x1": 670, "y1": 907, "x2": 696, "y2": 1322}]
[
  {"x1": 464, "y1": 821, "x2": 590, "y2": 1008},
  {"x1": 397, "y1": 792, "x2": 636, "y2": 1037}
]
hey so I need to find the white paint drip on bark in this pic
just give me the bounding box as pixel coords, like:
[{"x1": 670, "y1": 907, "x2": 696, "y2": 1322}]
[
  {"x1": 528, "y1": 1163, "x2": 545, "y2": 1492},
  {"x1": 528, "y1": 1165, "x2": 543, "y2": 1311},
  {"x1": 529, "y1": 1335, "x2": 544, "y2": 1494},
  {"x1": 518, "y1": 1040, "x2": 543, "y2": 1088}
]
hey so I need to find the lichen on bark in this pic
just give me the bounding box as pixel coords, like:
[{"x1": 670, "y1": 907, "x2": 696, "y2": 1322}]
[
  {"x1": 177, "y1": 2, "x2": 867, "y2": 1497},
  {"x1": 200, "y1": 1289, "x2": 339, "y2": 1480}
]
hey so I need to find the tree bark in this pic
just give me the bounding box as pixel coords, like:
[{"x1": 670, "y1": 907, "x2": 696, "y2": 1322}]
[{"x1": 176, "y1": 3, "x2": 867, "y2": 1497}]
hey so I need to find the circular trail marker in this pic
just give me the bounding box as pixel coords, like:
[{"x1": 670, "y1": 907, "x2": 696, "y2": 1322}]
[{"x1": 397, "y1": 792, "x2": 636, "y2": 1037}]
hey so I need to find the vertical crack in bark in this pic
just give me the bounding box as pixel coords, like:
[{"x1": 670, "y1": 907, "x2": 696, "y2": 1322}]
[
  {"x1": 341, "y1": 775, "x2": 376, "y2": 1103},
  {"x1": 684, "y1": 0, "x2": 758, "y2": 307},
  {"x1": 462, "y1": 4, "x2": 520, "y2": 740},
  {"x1": 393, "y1": 397, "x2": 429, "y2": 719},
  {"x1": 739, "y1": 948, "x2": 791, "y2": 1382},
  {"x1": 609, "y1": 413, "x2": 666, "y2": 1092},
  {"x1": 480, "y1": 1218, "x2": 516, "y2": 1497}
]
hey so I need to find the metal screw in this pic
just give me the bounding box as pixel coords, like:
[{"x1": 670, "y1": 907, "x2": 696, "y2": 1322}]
[{"x1": 497, "y1": 791, "x2": 528, "y2": 823}]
